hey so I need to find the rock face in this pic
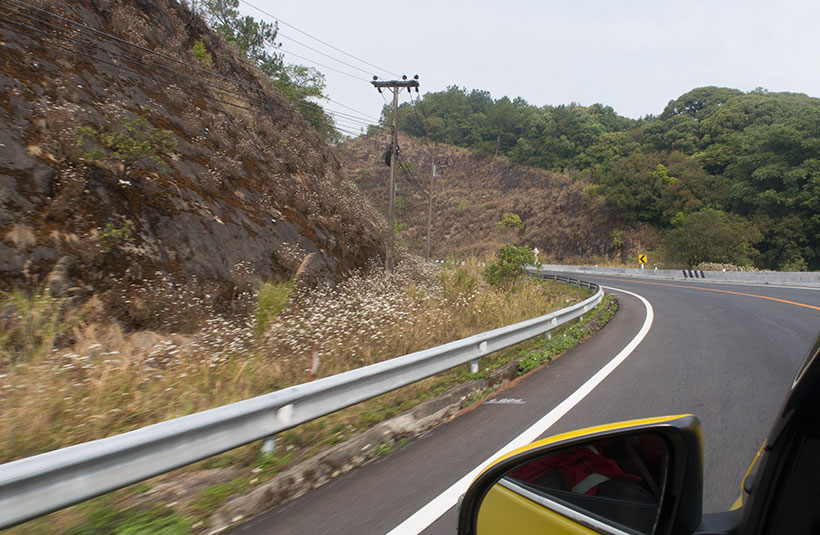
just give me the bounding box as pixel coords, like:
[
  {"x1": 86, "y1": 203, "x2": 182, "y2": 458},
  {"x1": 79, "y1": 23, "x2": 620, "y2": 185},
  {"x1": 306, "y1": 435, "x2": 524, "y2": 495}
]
[{"x1": 0, "y1": 0, "x2": 384, "y2": 298}]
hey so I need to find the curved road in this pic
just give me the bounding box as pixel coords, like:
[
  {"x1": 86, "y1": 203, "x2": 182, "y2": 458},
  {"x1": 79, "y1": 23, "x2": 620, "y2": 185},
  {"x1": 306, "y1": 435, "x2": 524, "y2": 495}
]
[{"x1": 232, "y1": 275, "x2": 820, "y2": 534}]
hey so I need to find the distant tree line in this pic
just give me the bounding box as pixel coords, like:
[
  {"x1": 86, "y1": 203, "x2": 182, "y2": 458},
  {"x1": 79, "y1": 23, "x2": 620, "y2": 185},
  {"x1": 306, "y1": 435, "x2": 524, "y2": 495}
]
[{"x1": 391, "y1": 86, "x2": 820, "y2": 270}]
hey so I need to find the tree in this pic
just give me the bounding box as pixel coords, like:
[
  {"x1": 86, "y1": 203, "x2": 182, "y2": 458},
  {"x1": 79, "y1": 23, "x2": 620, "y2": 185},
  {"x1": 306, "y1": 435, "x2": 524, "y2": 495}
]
[
  {"x1": 663, "y1": 209, "x2": 762, "y2": 267},
  {"x1": 203, "y1": 0, "x2": 283, "y2": 75},
  {"x1": 200, "y1": 0, "x2": 334, "y2": 139}
]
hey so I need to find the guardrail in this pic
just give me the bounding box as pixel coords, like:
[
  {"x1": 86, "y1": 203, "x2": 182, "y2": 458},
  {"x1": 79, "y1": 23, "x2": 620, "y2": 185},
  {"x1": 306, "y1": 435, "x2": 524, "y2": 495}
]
[
  {"x1": 536, "y1": 263, "x2": 820, "y2": 287},
  {"x1": 0, "y1": 275, "x2": 602, "y2": 529}
]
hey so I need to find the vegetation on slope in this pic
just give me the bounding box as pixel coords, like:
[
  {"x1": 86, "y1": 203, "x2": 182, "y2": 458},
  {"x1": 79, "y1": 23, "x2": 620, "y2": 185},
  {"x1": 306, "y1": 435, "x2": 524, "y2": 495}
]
[
  {"x1": 389, "y1": 86, "x2": 820, "y2": 270},
  {"x1": 0, "y1": 256, "x2": 590, "y2": 464}
]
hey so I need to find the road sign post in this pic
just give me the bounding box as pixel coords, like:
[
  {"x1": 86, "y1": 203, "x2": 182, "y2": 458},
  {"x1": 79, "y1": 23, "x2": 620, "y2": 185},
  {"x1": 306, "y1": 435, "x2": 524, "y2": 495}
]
[{"x1": 638, "y1": 254, "x2": 647, "y2": 269}]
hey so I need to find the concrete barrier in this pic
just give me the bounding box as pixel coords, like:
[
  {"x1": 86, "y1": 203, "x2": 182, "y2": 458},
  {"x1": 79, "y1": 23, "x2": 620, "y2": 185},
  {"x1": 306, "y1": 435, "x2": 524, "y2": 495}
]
[{"x1": 534, "y1": 264, "x2": 820, "y2": 288}]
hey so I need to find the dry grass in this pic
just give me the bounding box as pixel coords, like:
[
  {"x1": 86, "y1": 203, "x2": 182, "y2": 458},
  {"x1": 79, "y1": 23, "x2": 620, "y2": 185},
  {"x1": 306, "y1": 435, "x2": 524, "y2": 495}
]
[{"x1": 0, "y1": 255, "x2": 589, "y2": 464}]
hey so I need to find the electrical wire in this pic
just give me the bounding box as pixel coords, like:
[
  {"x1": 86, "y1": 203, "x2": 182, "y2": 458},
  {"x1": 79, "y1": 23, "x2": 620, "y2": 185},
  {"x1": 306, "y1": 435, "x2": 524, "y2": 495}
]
[
  {"x1": 238, "y1": 0, "x2": 400, "y2": 78},
  {"x1": 3, "y1": 1, "x2": 378, "y2": 136},
  {"x1": 6, "y1": 0, "x2": 262, "y2": 97},
  {"x1": 277, "y1": 45, "x2": 370, "y2": 82},
  {"x1": 0, "y1": 12, "x2": 260, "y2": 113},
  {"x1": 324, "y1": 97, "x2": 379, "y2": 123},
  {"x1": 328, "y1": 113, "x2": 373, "y2": 126},
  {"x1": 324, "y1": 107, "x2": 379, "y2": 123},
  {"x1": 2, "y1": 1, "x2": 270, "y2": 107},
  {"x1": 275, "y1": 32, "x2": 378, "y2": 78}
]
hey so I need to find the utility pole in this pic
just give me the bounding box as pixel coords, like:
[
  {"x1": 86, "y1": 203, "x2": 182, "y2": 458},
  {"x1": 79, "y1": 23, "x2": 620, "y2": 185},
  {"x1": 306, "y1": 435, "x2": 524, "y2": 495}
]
[
  {"x1": 426, "y1": 162, "x2": 444, "y2": 261},
  {"x1": 371, "y1": 75, "x2": 419, "y2": 273}
]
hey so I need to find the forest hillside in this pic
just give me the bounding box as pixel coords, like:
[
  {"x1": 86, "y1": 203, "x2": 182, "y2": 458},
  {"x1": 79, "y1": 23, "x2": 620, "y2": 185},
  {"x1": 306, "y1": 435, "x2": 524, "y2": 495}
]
[{"x1": 390, "y1": 86, "x2": 820, "y2": 270}]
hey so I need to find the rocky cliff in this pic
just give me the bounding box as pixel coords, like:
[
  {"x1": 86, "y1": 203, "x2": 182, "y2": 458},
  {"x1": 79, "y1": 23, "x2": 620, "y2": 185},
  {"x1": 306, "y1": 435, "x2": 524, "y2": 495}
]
[{"x1": 0, "y1": 0, "x2": 384, "y2": 315}]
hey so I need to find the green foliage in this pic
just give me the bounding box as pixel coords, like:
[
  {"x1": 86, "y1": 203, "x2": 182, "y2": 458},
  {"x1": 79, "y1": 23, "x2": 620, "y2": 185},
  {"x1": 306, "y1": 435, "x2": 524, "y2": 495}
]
[
  {"x1": 400, "y1": 160, "x2": 417, "y2": 174},
  {"x1": 0, "y1": 290, "x2": 68, "y2": 366},
  {"x1": 393, "y1": 195, "x2": 406, "y2": 216},
  {"x1": 439, "y1": 262, "x2": 480, "y2": 303},
  {"x1": 76, "y1": 114, "x2": 177, "y2": 175},
  {"x1": 200, "y1": 0, "x2": 336, "y2": 140},
  {"x1": 663, "y1": 208, "x2": 762, "y2": 267},
  {"x1": 610, "y1": 230, "x2": 624, "y2": 250},
  {"x1": 399, "y1": 85, "x2": 820, "y2": 269},
  {"x1": 66, "y1": 505, "x2": 190, "y2": 535},
  {"x1": 393, "y1": 220, "x2": 406, "y2": 236},
  {"x1": 255, "y1": 280, "x2": 291, "y2": 338},
  {"x1": 495, "y1": 212, "x2": 523, "y2": 229},
  {"x1": 191, "y1": 39, "x2": 212, "y2": 68},
  {"x1": 518, "y1": 295, "x2": 616, "y2": 375},
  {"x1": 100, "y1": 220, "x2": 135, "y2": 253},
  {"x1": 202, "y1": 0, "x2": 281, "y2": 73},
  {"x1": 518, "y1": 327, "x2": 591, "y2": 375},
  {"x1": 195, "y1": 479, "x2": 251, "y2": 512},
  {"x1": 483, "y1": 245, "x2": 535, "y2": 287}
]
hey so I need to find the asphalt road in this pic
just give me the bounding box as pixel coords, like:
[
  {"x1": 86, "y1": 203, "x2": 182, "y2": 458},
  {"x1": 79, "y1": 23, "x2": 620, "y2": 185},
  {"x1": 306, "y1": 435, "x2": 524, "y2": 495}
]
[{"x1": 231, "y1": 275, "x2": 820, "y2": 535}]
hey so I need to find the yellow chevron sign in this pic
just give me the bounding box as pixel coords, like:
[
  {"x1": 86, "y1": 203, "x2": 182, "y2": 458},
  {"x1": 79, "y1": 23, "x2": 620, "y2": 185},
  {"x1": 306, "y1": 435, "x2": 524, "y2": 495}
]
[{"x1": 638, "y1": 254, "x2": 647, "y2": 264}]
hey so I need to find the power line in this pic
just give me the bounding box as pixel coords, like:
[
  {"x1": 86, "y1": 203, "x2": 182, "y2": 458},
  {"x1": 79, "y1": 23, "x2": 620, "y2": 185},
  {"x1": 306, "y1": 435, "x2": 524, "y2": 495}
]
[
  {"x1": 328, "y1": 112, "x2": 373, "y2": 126},
  {"x1": 238, "y1": 0, "x2": 400, "y2": 78},
  {"x1": 277, "y1": 45, "x2": 370, "y2": 82},
  {"x1": 333, "y1": 126, "x2": 363, "y2": 137},
  {"x1": 3, "y1": 1, "x2": 271, "y2": 106},
  {"x1": 325, "y1": 107, "x2": 379, "y2": 122},
  {"x1": 276, "y1": 32, "x2": 378, "y2": 77},
  {"x1": 6, "y1": 0, "x2": 259, "y2": 97},
  {"x1": 324, "y1": 97, "x2": 379, "y2": 122},
  {"x1": 0, "y1": 10, "x2": 261, "y2": 114},
  {"x1": 3, "y1": 0, "x2": 377, "y2": 136}
]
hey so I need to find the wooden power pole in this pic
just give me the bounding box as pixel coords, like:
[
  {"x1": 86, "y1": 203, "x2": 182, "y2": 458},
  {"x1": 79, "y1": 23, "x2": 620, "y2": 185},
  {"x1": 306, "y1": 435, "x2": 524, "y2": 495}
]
[
  {"x1": 371, "y1": 75, "x2": 419, "y2": 273},
  {"x1": 426, "y1": 162, "x2": 443, "y2": 261}
]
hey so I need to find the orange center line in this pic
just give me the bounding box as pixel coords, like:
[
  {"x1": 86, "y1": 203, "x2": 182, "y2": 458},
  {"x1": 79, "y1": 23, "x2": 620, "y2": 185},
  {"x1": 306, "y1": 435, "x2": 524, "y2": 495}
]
[{"x1": 593, "y1": 276, "x2": 820, "y2": 312}]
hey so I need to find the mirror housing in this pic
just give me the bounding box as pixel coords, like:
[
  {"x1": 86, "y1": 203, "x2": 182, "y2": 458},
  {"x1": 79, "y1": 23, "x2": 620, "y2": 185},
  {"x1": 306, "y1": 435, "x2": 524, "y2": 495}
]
[{"x1": 457, "y1": 415, "x2": 703, "y2": 535}]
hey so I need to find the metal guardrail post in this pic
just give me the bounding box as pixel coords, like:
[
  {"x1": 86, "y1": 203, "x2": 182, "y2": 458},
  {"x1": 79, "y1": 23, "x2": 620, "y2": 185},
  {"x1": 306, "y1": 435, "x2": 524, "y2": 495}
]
[{"x1": 261, "y1": 436, "x2": 276, "y2": 454}]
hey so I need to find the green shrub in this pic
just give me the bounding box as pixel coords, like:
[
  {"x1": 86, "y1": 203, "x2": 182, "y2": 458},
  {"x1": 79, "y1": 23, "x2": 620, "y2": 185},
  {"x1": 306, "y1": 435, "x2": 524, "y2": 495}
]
[
  {"x1": 495, "y1": 212, "x2": 523, "y2": 229},
  {"x1": 440, "y1": 261, "x2": 481, "y2": 303},
  {"x1": 191, "y1": 40, "x2": 213, "y2": 68},
  {"x1": 255, "y1": 280, "x2": 291, "y2": 338},
  {"x1": 483, "y1": 245, "x2": 535, "y2": 287},
  {"x1": 100, "y1": 220, "x2": 135, "y2": 253},
  {"x1": 77, "y1": 113, "x2": 177, "y2": 176}
]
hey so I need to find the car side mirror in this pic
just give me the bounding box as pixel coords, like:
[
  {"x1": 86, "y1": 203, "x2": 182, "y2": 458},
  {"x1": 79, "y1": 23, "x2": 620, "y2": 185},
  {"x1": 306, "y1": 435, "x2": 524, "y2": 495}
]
[{"x1": 457, "y1": 415, "x2": 703, "y2": 535}]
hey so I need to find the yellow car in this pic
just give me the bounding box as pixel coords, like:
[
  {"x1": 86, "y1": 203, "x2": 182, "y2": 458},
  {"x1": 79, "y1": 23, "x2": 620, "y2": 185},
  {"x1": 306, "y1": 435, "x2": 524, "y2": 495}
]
[{"x1": 457, "y1": 332, "x2": 820, "y2": 535}]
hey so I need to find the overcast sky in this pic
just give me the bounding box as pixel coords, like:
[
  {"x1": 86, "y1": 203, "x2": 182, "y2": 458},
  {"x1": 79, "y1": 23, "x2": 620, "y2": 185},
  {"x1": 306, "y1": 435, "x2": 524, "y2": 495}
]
[{"x1": 241, "y1": 0, "x2": 820, "y2": 134}]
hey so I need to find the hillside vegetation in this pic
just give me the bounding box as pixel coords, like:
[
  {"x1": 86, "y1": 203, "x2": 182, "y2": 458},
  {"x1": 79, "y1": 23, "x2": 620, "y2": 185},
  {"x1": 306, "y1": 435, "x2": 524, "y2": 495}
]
[
  {"x1": 391, "y1": 86, "x2": 820, "y2": 270},
  {"x1": 340, "y1": 133, "x2": 655, "y2": 263}
]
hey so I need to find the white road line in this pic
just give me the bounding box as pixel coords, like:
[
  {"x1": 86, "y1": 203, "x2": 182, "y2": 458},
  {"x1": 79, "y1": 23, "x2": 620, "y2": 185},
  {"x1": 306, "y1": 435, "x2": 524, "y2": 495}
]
[{"x1": 385, "y1": 286, "x2": 654, "y2": 535}]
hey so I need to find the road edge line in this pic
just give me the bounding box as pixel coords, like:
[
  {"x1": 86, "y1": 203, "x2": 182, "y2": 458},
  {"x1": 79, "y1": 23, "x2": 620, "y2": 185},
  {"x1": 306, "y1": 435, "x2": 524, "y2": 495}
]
[{"x1": 385, "y1": 286, "x2": 654, "y2": 535}]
